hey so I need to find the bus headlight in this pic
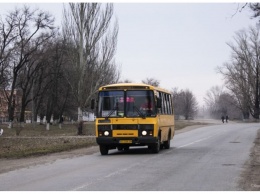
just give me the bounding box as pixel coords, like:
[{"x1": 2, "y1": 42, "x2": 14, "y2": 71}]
[
  {"x1": 142, "y1": 131, "x2": 147, "y2": 136},
  {"x1": 104, "y1": 131, "x2": 110, "y2": 136}
]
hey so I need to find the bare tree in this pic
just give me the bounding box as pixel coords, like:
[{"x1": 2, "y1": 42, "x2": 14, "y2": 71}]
[
  {"x1": 41, "y1": 38, "x2": 69, "y2": 130},
  {"x1": 29, "y1": 36, "x2": 78, "y2": 130},
  {"x1": 0, "y1": 10, "x2": 17, "y2": 89},
  {"x1": 16, "y1": 35, "x2": 60, "y2": 125},
  {"x1": 249, "y1": 3, "x2": 260, "y2": 21},
  {"x1": 204, "y1": 86, "x2": 241, "y2": 119},
  {"x1": 172, "y1": 88, "x2": 198, "y2": 120},
  {"x1": 181, "y1": 89, "x2": 198, "y2": 120},
  {"x1": 0, "y1": 61, "x2": 8, "y2": 89},
  {"x1": 0, "y1": 6, "x2": 56, "y2": 128},
  {"x1": 217, "y1": 26, "x2": 260, "y2": 119},
  {"x1": 62, "y1": 3, "x2": 120, "y2": 122},
  {"x1": 142, "y1": 77, "x2": 160, "y2": 87},
  {"x1": 119, "y1": 79, "x2": 133, "y2": 83},
  {"x1": 171, "y1": 87, "x2": 182, "y2": 119},
  {"x1": 204, "y1": 86, "x2": 224, "y2": 118}
]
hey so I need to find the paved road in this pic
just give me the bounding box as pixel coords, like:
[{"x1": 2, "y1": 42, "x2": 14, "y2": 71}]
[{"x1": 0, "y1": 122, "x2": 259, "y2": 191}]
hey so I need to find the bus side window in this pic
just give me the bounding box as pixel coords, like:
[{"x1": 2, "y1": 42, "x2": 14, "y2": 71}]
[
  {"x1": 171, "y1": 95, "x2": 174, "y2": 114},
  {"x1": 156, "y1": 97, "x2": 162, "y2": 109},
  {"x1": 168, "y1": 94, "x2": 173, "y2": 115},
  {"x1": 163, "y1": 93, "x2": 167, "y2": 114},
  {"x1": 157, "y1": 91, "x2": 174, "y2": 115},
  {"x1": 165, "y1": 94, "x2": 171, "y2": 115},
  {"x1": 162, "y1": 93, "x2": 166, "y2": 114},
  {"x1": 158, "y1": 92, "x2": 162, "y2": 114}
]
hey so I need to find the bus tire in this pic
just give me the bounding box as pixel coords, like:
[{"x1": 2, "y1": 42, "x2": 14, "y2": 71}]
[
  {"x1": 151, "y1": 138, "x2": 160, "y2": 153},
  {"x1": 100, "y1": 145, "x2": 109, "y2": 155},
  {"x1": 117, "y1": 146, "x2": 123, "y2": 151},
  {"x1": 164, "y1": 131, "x2": 171, "y2": 149},
  {"x1": 123, "y1": 146, "x2": 129, "y2": 151}
]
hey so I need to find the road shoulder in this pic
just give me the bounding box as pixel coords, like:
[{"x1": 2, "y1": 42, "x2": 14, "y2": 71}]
[
  {"x1": 239, "y1": 128, "x2": 260, "y2": 191},
  {"x1": 0, "y1": 123, "x2": 210, "y2": 174}
]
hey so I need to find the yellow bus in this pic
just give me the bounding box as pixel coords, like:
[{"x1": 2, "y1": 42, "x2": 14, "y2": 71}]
[{"x1": 92, "y1": 83, "x2": 175, "y2": 155}]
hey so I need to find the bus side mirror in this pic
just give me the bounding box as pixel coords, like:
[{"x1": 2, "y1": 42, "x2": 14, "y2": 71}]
[
  {"x1": 157, "y1": 98, "x2": 162, "y2": 109},
  {"x1": 91, "y1": 99, "x2": 95, "y2": 110}
]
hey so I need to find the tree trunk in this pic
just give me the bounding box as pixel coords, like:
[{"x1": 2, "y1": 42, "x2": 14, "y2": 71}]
[
  {"x1": 243, "y1": 111, "x2": 250, "y2": 120},
  {"x1": 46, "y1": 96, "x2": 53, "y2": 130},
  {"x1": 8, "y1": 121, "x2": 13, "y2": 129},
  {"x1": 33, "y1": 112, "x2": 37, "y2": 124},
  {"x1": 40, "y1": 114, "x2": 45, "y2": 125},
  {"x1": 78, "y1": 107, "x2": 83, "y2": 122},
  {"x1": 19, "y1": 104, "x2": 26, "y2": 123},
  {"x1": 254, "y1": 65, "x2": 260, "y2": 119},
  {"x1": 78, "y1": 120, "x2": 83, "y2": 135},
  {"x1": 78, "y1": 107, "x2": 83, "y2": 135},
  {"x1": 8, "y1": 99, "x2": 15, "y2": 128}
]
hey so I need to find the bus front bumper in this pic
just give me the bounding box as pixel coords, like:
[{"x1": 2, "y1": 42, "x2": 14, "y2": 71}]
[{"x1": 96, "y1": 136, "x2": 158, "y2": 146}]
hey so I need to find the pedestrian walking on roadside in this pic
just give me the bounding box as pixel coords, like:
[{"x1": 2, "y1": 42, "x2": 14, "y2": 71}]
[
  {"x1": 221, "y1": 116, "x2": 225, "y2": 123},
  {"x1": 225, "y1": 115, "x2": 229, "y2": 123}
]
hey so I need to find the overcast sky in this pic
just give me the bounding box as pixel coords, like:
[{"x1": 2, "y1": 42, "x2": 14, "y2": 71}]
[{"x1": 0, "y1": 2, "x2": 258, "y2": 106}]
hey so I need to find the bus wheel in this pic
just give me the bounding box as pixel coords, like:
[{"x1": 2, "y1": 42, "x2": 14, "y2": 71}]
[
  {"x1": 151, "y1": 138, "x2": 160, "y2": 153},
  {"x1": 100, "y1": 145, "x2": 109, "y2": 155},
  {"x1": 117, "y1": 146, "x2": 123, "y2": 151},
  {"x1": 164, "y1": 135, "x2": 171, "y2": 149},
  {"x1": 123, "y1": 146, "x2": 129, "y2": 151}
]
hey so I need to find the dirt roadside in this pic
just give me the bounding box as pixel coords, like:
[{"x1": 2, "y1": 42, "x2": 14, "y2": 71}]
[
  {"x1": 0, "y1": 122, "x2": 259, "y2": 191},
  {"x1": 239, "y1": 128, "x2": 260, "y2": 191}
]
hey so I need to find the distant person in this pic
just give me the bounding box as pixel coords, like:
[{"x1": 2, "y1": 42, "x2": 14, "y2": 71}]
[
  {"x1": 221, "y1": 116, "x2": 225, "y2": 123},
  {"x1": 225, "y1": 115, "x2": 229, "y2": 123}
]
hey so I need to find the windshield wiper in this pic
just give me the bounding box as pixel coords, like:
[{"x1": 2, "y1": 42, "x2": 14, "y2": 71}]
[
  {"x1": 105, "y1": 105, "x2": 118, "y2": 120},
  {"x1": 133, "y1": 105, "x2": 146, "y2": 119}
]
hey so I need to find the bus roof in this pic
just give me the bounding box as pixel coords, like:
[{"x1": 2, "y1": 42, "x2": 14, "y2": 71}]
[{"x1": 99, "y1": 83, "x2": 171, "y2": 94}]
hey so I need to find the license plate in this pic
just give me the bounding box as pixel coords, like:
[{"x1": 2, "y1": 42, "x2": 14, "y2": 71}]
[{"x1": 119, "y1": 140, "x2": 132, "y2": 144}]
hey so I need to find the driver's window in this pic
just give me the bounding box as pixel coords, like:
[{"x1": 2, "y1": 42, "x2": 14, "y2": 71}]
[
  {"x1": 103, "y1": 97, "x2": 113, "y2": 110},
  {"x1": 98, "y1": 91, "x2": 124, "y2": 117}
]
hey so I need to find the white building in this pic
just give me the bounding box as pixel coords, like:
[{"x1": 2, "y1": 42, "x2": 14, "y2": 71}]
[{"x1": 82, "y1": 112, "x2": 95, "y2": 121}]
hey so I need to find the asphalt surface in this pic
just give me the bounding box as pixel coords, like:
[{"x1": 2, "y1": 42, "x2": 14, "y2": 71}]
[{"x1": 0, "y1": 122, "x2": 259, "y2": 191}]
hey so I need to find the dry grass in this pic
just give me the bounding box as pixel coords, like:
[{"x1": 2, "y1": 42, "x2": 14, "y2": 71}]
[
  {"x1": 0, "y1": 122, "x2": 96, "y2": 158},
  {"x1": 174, "y1": 120, "x2": 208, "y2": 130},
  {"x1": 0, "y1": 122, "x2": 95, "y2": 137},
  {"x1": 0, "y1": 120, "x2": 206, "y2": 159}
]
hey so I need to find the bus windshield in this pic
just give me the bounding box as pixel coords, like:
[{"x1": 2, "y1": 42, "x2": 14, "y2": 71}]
[{"x1": 97, "y1": 90, "x2": 156, "y2": 118}]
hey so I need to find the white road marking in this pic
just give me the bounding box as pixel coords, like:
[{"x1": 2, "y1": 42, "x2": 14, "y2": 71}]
[{"x1": 176, "y1": 131, "x2": 224, "y2": 149}]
